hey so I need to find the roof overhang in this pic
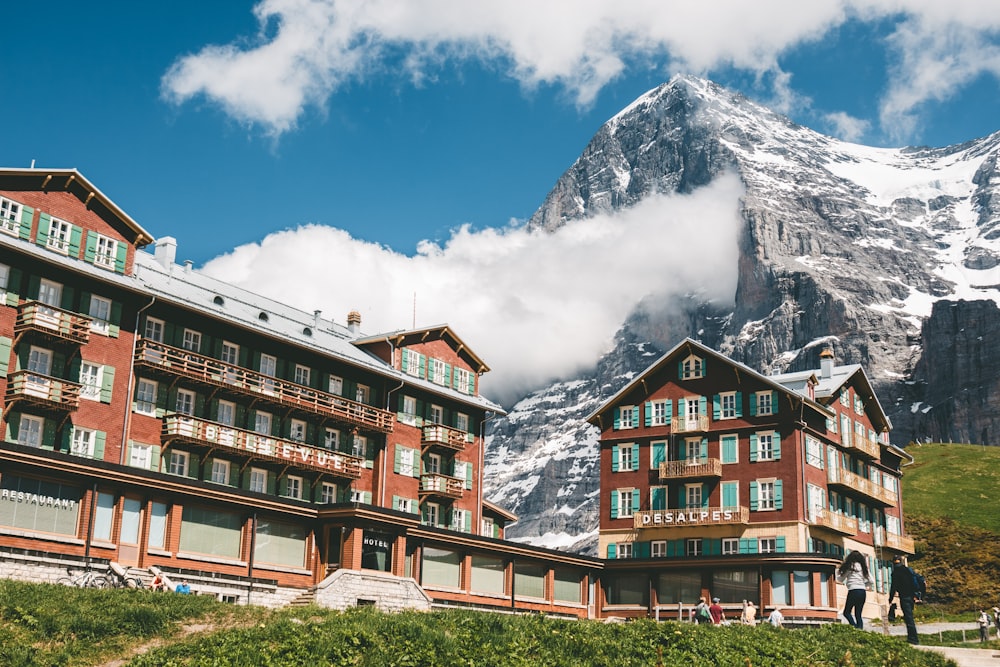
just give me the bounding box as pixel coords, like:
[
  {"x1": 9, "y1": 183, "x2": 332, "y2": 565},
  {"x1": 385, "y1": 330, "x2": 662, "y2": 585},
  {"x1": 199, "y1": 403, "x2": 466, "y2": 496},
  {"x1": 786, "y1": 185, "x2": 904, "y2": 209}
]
[{"x1": 355, "y1": 324, "x2": 490, "y2": 374}]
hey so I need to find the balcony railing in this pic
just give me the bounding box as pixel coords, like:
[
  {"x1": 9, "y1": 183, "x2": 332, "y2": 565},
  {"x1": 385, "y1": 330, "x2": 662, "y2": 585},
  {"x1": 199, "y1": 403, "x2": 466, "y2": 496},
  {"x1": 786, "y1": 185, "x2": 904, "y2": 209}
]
[
  {"x1": 420, "y1": 473, "x2": 465, "y2": 499},
  {"x1": 421, "y1": 424, "x2": 471, "y2": 451},
  {"x1": 634, "y1": 506, "x2": 749, "y2": 530},
  {"x1": 135, "y1": 339, "x2": 394, "y2": 433},
  {"x1": 808, "y1": 508, "x2": 858, "y2": 535},
  {"x1": 4, "y1": 370, "x2": 81, "y2": 410},
  {"x1": 672, "y1": 415, "x2": 710, "y2": 433},
  {"x1": 14, "y1": 301, "x2": 91, "y2": 345},
  {"x1": 162, "y1": 414, "x2": 363, "y2": 479},
  {"x1": 873, "y1": 527, "x2": 915, "y2": 554},
  {"x1": 827, "y1": 466, "x2": 897, "y2": 505},
  {"x1": 845, "y1": 434, "x2": 880, "y2": 459},
  {"x1": 658, "y1": 458, "x2": 722, "y2": 480}
]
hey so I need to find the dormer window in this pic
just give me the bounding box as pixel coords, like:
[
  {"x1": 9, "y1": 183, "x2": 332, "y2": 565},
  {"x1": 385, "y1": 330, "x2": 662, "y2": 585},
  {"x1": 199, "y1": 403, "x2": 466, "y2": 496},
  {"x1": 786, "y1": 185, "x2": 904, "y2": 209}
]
[{"x1": 681, "y1": 354, "x2": 704, "y2": 380}]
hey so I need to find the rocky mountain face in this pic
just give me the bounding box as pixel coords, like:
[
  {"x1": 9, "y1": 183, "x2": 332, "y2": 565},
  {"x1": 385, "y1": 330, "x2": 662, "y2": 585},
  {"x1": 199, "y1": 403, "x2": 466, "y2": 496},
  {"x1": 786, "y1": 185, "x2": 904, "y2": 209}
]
[{"x1": 484, "y1": 75, "x2": 1000, "y2": 551}]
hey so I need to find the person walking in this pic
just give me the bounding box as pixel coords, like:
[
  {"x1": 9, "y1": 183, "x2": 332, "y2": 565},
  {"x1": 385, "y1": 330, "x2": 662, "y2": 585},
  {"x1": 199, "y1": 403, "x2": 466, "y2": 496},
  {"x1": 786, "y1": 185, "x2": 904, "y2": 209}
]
[
  {"x1": 978, "y1": 610, "x2": 991, "y2": 642},
  {"x1": 767, "y1": 607, "x2": 784, "y2": 628},
  {"x1": 993, "y1": 607, "x2": 1000, "y2": 640},
  {"x1": 694, "y1": 596, "x2": 711, "y2": 624},
  {"x1": 888, "y1": 555, "x2": 919, "y2": 645},
  {"x1": 709, "y1": 597, "x2": 725, "y2": 625},
  {"x1": 741, "y1": 600, "x2": 757, "y2": 626},
  {"x1": 837, "y1": 550, "x2": 873, "y2": 629}
]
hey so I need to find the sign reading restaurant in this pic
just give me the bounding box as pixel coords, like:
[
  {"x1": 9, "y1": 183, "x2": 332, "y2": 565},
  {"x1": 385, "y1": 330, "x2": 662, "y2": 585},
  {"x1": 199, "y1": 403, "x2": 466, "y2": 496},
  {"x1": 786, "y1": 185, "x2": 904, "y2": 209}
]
[{"x1": 634, "y1": 507, "x2": 749, "y2": 529}]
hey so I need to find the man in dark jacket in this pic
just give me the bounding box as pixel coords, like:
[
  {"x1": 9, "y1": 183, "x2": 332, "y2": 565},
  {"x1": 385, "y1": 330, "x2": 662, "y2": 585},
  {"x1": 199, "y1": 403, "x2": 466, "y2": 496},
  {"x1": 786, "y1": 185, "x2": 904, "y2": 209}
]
[{"x1": 888, "y1": 555, "x2": 918, "y2": 644}]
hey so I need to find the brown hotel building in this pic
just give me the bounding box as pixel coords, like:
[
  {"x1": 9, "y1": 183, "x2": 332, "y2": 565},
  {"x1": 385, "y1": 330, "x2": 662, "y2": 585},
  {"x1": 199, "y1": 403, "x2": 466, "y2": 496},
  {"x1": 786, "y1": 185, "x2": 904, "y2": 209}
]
[
  {"x1": 588, "y1": 338, "x2": 914, "y2": 623},
  {"x1": 0, "y1": 168, "x2": 597, "y2": 614}
]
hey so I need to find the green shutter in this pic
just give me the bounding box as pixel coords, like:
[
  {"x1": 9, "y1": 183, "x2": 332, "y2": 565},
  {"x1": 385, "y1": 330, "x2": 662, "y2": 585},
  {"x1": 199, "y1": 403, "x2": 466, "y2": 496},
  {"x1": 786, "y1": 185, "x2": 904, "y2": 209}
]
[
  {"x1": 464, "y1": 461, "x2": 473, "y2": 490},
  {"x1": 722, "y1": 481, "x2": 738, "y2": 508},
  {"x1": 749, "y1": 392, "x2": 758, "y2": 416},
  {"x1": 94, "y1": 431, "x2": 106, "y2": 460},
  {"x1": 611, "y1": 445, "x2": 619, "y2": 472},
  {"x1": 0, "y1": 336, "x2": 12, "y2": 376},
  {"x1": 632, "y1": 443, "x2": 639, "y2": 468},
  {"x1": 651, "y1": 442, "x2": 666, "y2": 468},
  {"x1": 100, "y1": 365, "x2": 115, "y2": 403},
  {"x1": 393, "y1": 445, "x2": 402, "y2": 474},
  {"x1": 699, "y1": 396, "x2": 707, "y2": 421},
  {"x1": 735, "y1": 392, "x2": 743, "y2": 417},
  {"x1": 677, "y1": 361, "x2": 684, "y2": 379},
  {"x1": 68, "y1": 225, "x2": 82, "y2": 257},
  {"x1": 775, "y1": 480, "x2": 783, "y2": 510},
  {"x1": 36, "y1": 213, "x2": 51, "y2": 246},
  {"x1": 749, "y1": 434, "x2": 758, "y2": 462},
  {"x1": 632, "y1": 488, "x2": 640, "y2": 513},
  {"x1": 631, "y1": 406, "x2": 639, "y2": 427},
  {"x1": 84, "y1": 231, "x2": 97, "y2": 263},
  {"x1": 678, "y1": 486, "x2": 686, "y2": 509},
  {"x1": 150, "y1": 445, "x2": 161, "y2": 471},
  {"x1": 5, "y1": 267, "x2": 21, "y2": 305},
  {"x1": 771, "y1": 391, "x2": 779, "y2": 415},
  {"x1": 607, "y1": 543, "x2": 616, "y2": 559},
  {"x1": 610, "y1": 491, "x2": 619, "y2": 519},
  {"x1": 444, "y1": 363, "x2": 452, "y2": 387},
  {"x1": 721, "y1": 435, "x2": 737, "y2": 464},
  {"x1": 635, "y1": 541, "x2": 650, "y2": 559},
  {"x1": 60, "y1": 286, "x2": 75, "y2": 311},
  {"x1": 464, "y1": 511, "x2": 472, "y2": 532},
  {"x1": 700, "y1": 438, "x2": 708, "y2": 460},
  {"x1": 400, "y1": 350, "x2": 408, "y2": 372},
  {"x1": 108, "y1": 300, "x2": 122, "y2": 338},
  {"x1": 749, "y1": 481, "x2": 759, "y2": 511},
  {"x1": 418, "y1": 354, "x2": 425, "y2": 378},
  {"x1": 41, "y1": 419, "x2": 57, "y2": 450},
  {"x1": 776, "y1": 536, "x2": 786, "y2": 553},
  {"x1": 644, "y1": 401, "x2": 652, "y2": 427},
  {"x1": 613, "y1": 408, "x2": 620, "y2": 430},
  {"x1": 114, "y1": 242, "x2": 127, "y2": 273},
  {"x1": 18, "y1": 205, "x2": 33, "y2": 239},
  {"x1": 712, "y1": 395, "x2": 721, "y2": 420},
  {"x1": 27, "y1": 274, "x2": 40, "y2": 301},
  {"x1": 773, "y1": 431, "x2": 782, "y2": 460}
]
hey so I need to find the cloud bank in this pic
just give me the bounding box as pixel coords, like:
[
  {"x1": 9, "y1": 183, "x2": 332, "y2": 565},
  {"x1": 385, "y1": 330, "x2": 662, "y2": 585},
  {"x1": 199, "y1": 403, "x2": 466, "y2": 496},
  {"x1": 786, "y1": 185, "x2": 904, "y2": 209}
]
[
  {"x1": 201, "y1": 174, "x2": 744, "y2": 405},
  {"x1": 162, "y1": 0, "x2": 1000, "y2": 140}
]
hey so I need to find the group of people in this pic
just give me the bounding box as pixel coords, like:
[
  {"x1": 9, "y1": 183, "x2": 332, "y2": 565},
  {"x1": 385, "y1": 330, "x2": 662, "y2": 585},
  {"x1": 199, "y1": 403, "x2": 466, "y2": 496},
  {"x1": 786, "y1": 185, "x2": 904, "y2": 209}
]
[
  {"x1": 694, "y1": 596, "x2": 784, "y2": 627},
  {"x1": 837, "y1": 551, "x2": 921, "y2": 644},
  {"x1": 977, "y1": 607, "x2": 1000, "y2": 642},
  {"x1": 149, "y1": 573, "x2": 192, "y2": 594}
]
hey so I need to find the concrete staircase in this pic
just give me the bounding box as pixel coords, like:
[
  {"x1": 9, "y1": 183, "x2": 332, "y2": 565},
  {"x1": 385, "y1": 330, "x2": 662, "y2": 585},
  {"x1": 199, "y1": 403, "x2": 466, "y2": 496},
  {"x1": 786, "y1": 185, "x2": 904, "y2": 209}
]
[{"x1": 287, "y1": 587, "x2": 317, "y2": 607}]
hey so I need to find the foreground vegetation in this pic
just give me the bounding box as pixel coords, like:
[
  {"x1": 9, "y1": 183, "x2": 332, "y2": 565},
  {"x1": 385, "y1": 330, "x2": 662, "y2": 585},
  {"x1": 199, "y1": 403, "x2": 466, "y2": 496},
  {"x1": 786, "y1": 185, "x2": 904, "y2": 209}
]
[{"x1": 0, "y1": 581, "x2": 953, "y2": 667}]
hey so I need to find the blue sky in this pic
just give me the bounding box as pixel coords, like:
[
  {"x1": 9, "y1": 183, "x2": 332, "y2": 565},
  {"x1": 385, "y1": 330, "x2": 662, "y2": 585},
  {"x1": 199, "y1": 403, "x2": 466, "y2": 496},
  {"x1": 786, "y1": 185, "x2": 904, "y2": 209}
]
[{"x1": 4, "y1": 1, "x2": 1000, "y2": 402}]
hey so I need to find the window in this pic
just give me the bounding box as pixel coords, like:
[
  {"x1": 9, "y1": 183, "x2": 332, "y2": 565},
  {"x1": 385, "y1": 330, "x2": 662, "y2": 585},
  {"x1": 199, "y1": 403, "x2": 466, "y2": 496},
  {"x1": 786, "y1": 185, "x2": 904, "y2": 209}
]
[
  {"x1": 685, "y1": 437, "x2": 702, "y2": 463},
  {"x1": 93, "y1": 234, "x2": 117, "y2": 268},
  {"x1": 429, "y1": 404, "x2": 444, "y2": 425},
  {"x1": 148, "y1": 502, "x2": 168, "y2": 549},
  {"x1": 402, "y1": 349, "x2": 422, "y2": 376},
  {"x1": 135, "y1": 379, "x2": 157, "y2": 415},
  {"x1": 759, "y1": 538, "x2": 777, "y2": 553},
  {"x1": 686, "y1": 538, "x2": 703, "y2": 556},
  {"x1": 854, "y1": 395, "x2": 864, "y2": 414},
  {"x1": 426, "y1": 452, "x2": 442, "y2": 475},
  {"x1": 396, "y1": 497, "x2": 414, "y2": 514},
  {"x1": 682, "y1": 355, "x2": 704, "y2": 379},
  {"x1": 222, "y1": 342, "x2": 240, "y2": 365},
  {"x1": 397, "y1": 446, "x2": 417, "y2": 477},
  {"x1": 79, "y1": 362, "x2": 102, "y2": 401},
  {"x1": 650, "y1": 400, "x2": 669, "y2": 426},
  {"x1": 352, "y1": 434, "x2": 367, "y2": 458},
  {"x1": 144, "y1": 317, "x2": 164, "y2": 342},
  {"x1": 840, "y1": 414, "x2": 852, "y2": 446},
  {"x1": 453, "y1": 367, "x2": 474, "y2": 394},
  {"x1": 722, "y1": 538, "x2": 739, "y2": 555},
  {"x1": 217, "y1": 400, "x2": 235, "y2": 426},
  {"x1": 423, "y1": 502, "x2": 439, "y2": 526},
  {"x1": 619, "y1": 405, "x2": 636, "y2": 429},
  {"x1": 455, "y1": 412, "x2": 469, "y2": 432},
  {"x1": 451, "y1": 508, "x2": 467, "y2": 532},
  {"x1": 618, "y1": 489, "x2": 634, "y2": 518},
  {"x1": 249, "y1": 468, "x2": 267, "y2": 493},
  {"x1": 324, "y1": 428, "x2": 339, "y2": 450},
  {"x1": 481, "y1": 517, "x2": 494, "y2": 537},
  {"x1": 806, "y1": 436, "x2": 824, "y2": 468},
  {"x1": 285, "y1": 475, "x2": 302, "y2": 500},
  {"x1": 129, "y1": 443, "x2": 151, "y2": 469},
  {"x1": 27, "y1": 346, "x2": 52, "y2": 375},
  {"x1": 617, "y1": 543, "x2": 634, "y2": 559},
  {"x1": 175, "y1": 389, "x2": 195, "y2": 415},
  {"x1": 0, "y1": 196, "x2": 21, "y2": 233},
  {"x1": 428, "y1": 358, "x2": 446, "y2": 384},
  {"x1": 182, "y1": 329, "x2": 202, "y2": 352},
  {"x1": 719, "y1": 392, "x2": 738, "y2": 419},
  {"x1": 88, "y1": 296, "x2": 112, "y2": 334},
  {"x1": 618, "y1": 444, "x2": 634, "y2": 471},
  {"x1": 759, "y1": 481, "x2": 776, "y2": 510},
  {"x1": 400, "y1": 396, "x2": 417, "y2": 425},
  {"x1": 757, "y1": 432, "x2": 774, "y2": 460},
  {"x1": 685, "y1": 484, "x2": 702, "y2": 508},
  {"x1": 755, "y1": 391, "x2": 774, "y2": 416},
  {"x1": 37, "y1": 278, "x2": 62, "y2": 307},
  {"x1": 168, "y1": 451, "x2": 189, "y2": 476},
  {"x1": 70, "y1": 426, "x2": 97, "y2": 458},
  {"x1": 17, "y1": 415, "x2": 43, "y2": 447},
  {"x1": 328, "y1": 375, "x2": 343, "y2": 395},
  {"x1": 321, "y1": 482, "x2": 337, "y2": 504},
  {"x1": 355, "y1": 383, "x2": 370, "y2": 404},
  {"x1": 651, "y1": 540, "x2": 667, "y2": 558},
  {"x1": 211, "y1": 459, "x2": 230, "y2": 485},
  {"x1": 254, "y1": 411, "x2": 272, "y2": 435},
  {"x1": 294, "y1": 364, "x2": 311, "y2": 386},
  {"x1": 840, "y1": 390, "x2": 850, "y2": 407},
  {"x1": 289, "y1": 419, "x2": 306, "y2": 442},
  {"x1": 47, "y1": 218, "x2": 72, "y2": 253}
]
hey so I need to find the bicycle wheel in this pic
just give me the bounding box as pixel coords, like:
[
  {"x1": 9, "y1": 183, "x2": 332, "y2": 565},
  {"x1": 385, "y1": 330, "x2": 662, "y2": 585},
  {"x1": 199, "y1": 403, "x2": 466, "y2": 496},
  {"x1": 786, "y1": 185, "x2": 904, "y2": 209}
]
[
  {"x1": 89, "y1": 576, "x2": 110, "y2": 589},
  {"x1": 124, "y1": 577, "x2": 142, "y2": 589},
  {"x1": 56, "y1": 577, "x2": 76, "y2": 587}
]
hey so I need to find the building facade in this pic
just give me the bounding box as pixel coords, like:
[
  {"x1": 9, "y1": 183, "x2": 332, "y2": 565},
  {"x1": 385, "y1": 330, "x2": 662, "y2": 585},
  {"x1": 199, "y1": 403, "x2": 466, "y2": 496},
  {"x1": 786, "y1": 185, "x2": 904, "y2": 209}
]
[
  {"x1": 0, "y1": 168, "x2": 597, "y2": 615},
  {"x1": 590, "y1": 338, "x2": 914, "y2": 623}
]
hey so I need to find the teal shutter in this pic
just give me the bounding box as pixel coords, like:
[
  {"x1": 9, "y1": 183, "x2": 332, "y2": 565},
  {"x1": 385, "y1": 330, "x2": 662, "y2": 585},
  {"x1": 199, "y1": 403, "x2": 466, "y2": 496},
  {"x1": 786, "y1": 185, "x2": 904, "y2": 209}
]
[
  {"x1": 644, "y1": 401, "x2": 652, "y2": 427},
  {"x1": 613, "y1": 408, "x2": 620, "y2": 430},
  {"x1": 739, "y1": 538, "x2": 752, "y2": 554},
  {"x1": 721, "y1": 435, "x2": 737, "y2": 464},
  {"x1": 632, "y1": 443, "x2": 639, "y2": 467},
  {"x1": 773, "y1": 431, "x2": 782, "y2": 460},
  {"x1": 749, "y1": 481, "x2": 759, "y2": 511},
  {"x1": 776, "y1": 536, "x2": 786, "y2": 553},
  {"x1": 607, "y1": 543, "x2": 616, "y2": 559},
  {"x1": 735, "y1": 392, "x2": 743, "y2": 417},
  {"x1": 150, "y1": 445, "x2": 161, "y2": 472},
  {"x1": 635, "y1": 541, "x2": 650, "y2": 558},
  {"x1": 464, "y1": 461, "x2": 473, "y2": 490},
  {"x1": 41, "y1": 419, "x2": 57, "y2": 450},
  {"x1": 665, "y1": 400, "x2": 672, "y2": 425},
  {"x1": 651, "y1": 442, "x2": 666, "y2": 468},
  {"x1": 100, "y1": 365, "x2": 115, "y2": 403},
  {"x1": 418, "y1": 354, "x2": 426, "y2": 378},
  {"x1": 749, "y1": 434, "x2": 759, "y2": 462},
  {"x1": 700, "y1": 438, "x2": 708, "y2": 461},
  {"x1": 68, "y1": 225, "x2": 82, "y2": 257},
  {"x1": 701, "y1": 483, "x2": 710, "y2": 507},
  {"x1": 712, "y1": 394, "x2": 721, "y2": 420},
  {"x1": 84, "y1": 231, "x2": 97, "y2": 263},
  {"x1": 651, "y1": 486, "x2": 666, "y2": 510},
  {"x1": 0, "y1": 336, "x2": 11, "y2": 376},
  {"x1": 774, "y1": 480, "x2": 783, "y2": 510},
  {"x1": 114, "y1": 242, "x2": 127, "y2": 273},
  {"x1": 611, "y1": 445, "x2": 619, "y2": 472},
  {"x1": 632, "y1": 488, "x2": 640, "y2": 513},
  {"x1": 678, "y1": 486, "x2": 686, "y2": 509},
  {"x1": 722, "y1": 481, "x2": 738, "y2": 508},
  {"x1": 677, "y1": 398, "x2": 686, "y2": 423},
  {"x1": 464, "y1": 511, "x2": 472, "y2": 532},
  {"x1": 771, "y1": 391, "x2": 779, "y2": 415},
  {"x1": 400, "y1": 350, "x2": 408, "y2": 372},
  {"x1": 666, "y1": 540, "x2": 677, "y2": 557},
  {"x1": 631, "y1": 406, "x2": 639, "y2": 427},
  {"x1": 36, "y1": 212, "x2": 51, "y2": 246},
  {"x1": 699, "y1": 396, "x2": 707, "y2": 421},
  {"x1": 444, "y1": 363, "x2": 452, "y2": 387},
  {"x1": 749, "y1": 393, "x2": 758, "y2": 416},
  {"x1": 610, "y1": 491, "x2": 619, "y2": 519}
]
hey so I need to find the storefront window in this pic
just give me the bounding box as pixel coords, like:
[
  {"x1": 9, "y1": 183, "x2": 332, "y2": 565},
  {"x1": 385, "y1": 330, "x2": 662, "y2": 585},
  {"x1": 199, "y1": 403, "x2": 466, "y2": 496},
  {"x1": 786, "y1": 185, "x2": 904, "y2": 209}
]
[
  {"x1": 256, "y1": 519, "x2": 306, "y2": 568},
  {"x1": 361, "y1": 530, "x2": 393, "y2": 572},
  {"x1": 179, "y1": 506, "x2": 242, "y2": 559},
  {"x1": 605, "y1": 573, "x2": 649, "y2": 606},
  {"x1": 712, "y1": 569, "x2": 758, "y2": 604},
  {"x1": 656, "y1": 571, "x2": 701, "y2": 605},
  {"x1": 0, "y1": 476, "x2": 81, "y2": 536}
]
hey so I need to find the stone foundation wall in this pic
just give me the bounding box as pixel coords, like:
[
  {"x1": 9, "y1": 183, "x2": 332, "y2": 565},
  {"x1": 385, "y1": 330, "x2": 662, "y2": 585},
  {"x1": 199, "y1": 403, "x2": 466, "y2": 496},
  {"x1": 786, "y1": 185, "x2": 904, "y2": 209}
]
[{"x1": 314, "y1": 569, "x2": 431, "y2": 612}]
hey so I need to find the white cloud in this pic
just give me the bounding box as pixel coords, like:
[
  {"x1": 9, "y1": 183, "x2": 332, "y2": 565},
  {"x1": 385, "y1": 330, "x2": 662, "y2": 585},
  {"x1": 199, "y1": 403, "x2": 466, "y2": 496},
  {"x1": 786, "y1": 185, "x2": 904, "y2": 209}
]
[
  {"x1": 823, "y1": 111, "x2": 871, "y2": 143},
  {"x1": 201, "y1": 173, "x2": 744, "y2": 404}
]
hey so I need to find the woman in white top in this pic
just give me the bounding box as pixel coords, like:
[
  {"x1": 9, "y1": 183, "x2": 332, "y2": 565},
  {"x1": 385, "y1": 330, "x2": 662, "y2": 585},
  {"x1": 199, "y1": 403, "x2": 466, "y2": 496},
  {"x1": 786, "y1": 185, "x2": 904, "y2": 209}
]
[{"x1": 837, "y1": 550, "x2": 873, "y2": 629}]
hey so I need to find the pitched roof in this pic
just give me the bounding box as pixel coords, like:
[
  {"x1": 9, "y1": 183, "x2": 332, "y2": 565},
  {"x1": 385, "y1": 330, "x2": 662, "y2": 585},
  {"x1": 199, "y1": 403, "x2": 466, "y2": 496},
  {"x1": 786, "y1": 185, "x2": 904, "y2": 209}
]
[{"x1": 354, "y1": 325, "x2": 490, "y2": 374}]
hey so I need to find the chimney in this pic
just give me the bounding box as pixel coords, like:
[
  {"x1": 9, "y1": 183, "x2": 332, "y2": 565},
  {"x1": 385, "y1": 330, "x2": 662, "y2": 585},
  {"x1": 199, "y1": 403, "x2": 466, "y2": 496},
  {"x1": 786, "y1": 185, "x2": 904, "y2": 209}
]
[
  {"x1": 347, "y1": 310, "x2": 361, "y2": 335},
  {"x1": 313, "y1": 310, "x2": 322, "y2": 327},
  {"x1": 154, "y1": 236, "x2": 177, "y2": 268},
  {"x1": 183, "y1": 260, "x2": 193, "y2": 273},
  {"x1": 819, "y1": 347, "x2": 834, "y2": 379}
]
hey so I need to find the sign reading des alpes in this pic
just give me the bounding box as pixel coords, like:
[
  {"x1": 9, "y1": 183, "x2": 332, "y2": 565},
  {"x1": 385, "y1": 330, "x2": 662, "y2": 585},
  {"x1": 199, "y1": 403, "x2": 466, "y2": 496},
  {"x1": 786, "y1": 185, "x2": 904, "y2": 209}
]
[{"x1": 634, "y1": 507, "x2": 748, "y2": 529}]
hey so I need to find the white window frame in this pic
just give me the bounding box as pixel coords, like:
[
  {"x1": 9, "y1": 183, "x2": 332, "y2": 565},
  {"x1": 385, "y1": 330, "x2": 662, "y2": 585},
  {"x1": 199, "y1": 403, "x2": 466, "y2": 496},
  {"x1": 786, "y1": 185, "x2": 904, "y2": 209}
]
[
  {"x1": 72, "y1": 428, "x2": 96, "y2": 457},
  {"x1": 618, "y1": 445, "x2": 634, "y2": 471},
  {"x1": 426, "y1": 452, "x2": 442, "y2": 475},
  {"x1": 249, "y1": 468, "x2": 267, "y2": 493},
  {"x1": 285, "y1": 475, "x2": 303, "y2": 500},
  {"x1": 27, "y1": 345, "x2": 52, "y2": 375},
  {"x1": 182, "y1": 328, "x2": 202, "y2": 352},
  {"x1": 455, "y1": 412, "x2": 469, "y2": 432},
  {"x1": 722, "y1": 538, "x2": 740, "y2": 555},
  {"x1": 355, "y1": 383, "x2": 370, "y2": 404},
  {"x1": 757, "y1": 432, "x2": 774, "y2": 461},
  {"x1": 618, "y1": 489, "x2": 634, "y2": 518},
  {"x1": 619, "y1": 405, "x2": 636, "y2": 429},
  {"x1": 38, "y1": 278, "x2": 62, "y2": 307},
  {"x1": 481, "y1": 517, "x2": 494, "y2": 537},
  {"x1": 650, "y1": 400, "x2": 668, "y2": 426},
  {"x1": 144, "y1": 316, "x2": 164, "y2": 342},
  {"x1": 88, "y1": 295, "x2": 112, "y2": 335},
  {"x1": 289, "y1": 419, "x2": 306, "y2": 442},
  {"x1": 222, "y1": 341, "x2": 240, "y2": 365},
  {"x1": 682, "y1": 355, "x2": 704, "y2": 379},
  {"x1": 686, "y1": 538, "x2": 703, "y2": 557},
  {"x1": 254, "y1": 411, "x2": 272, "y2": 435},
  {"x1": 651, "y1": 540, "x2": 667, "y2": 558},
  {"x1": 18, "y1": 415, "x2": 44, "y2": 447},
  {"x1": 0, "y1": 196, "x2": 21, "y2": 234},
  {"x1": 759, "y1": 480, "x2": 776, "y2": 511},
  {"x1": 755, "y1": 391, "x2": 774, "y2": 416},
  {"x1": 400, "y1": 396, "x2": 418, "y2": 426},
  {"x1": 129, "y1": 443, "x2": 151, "y2": 469},
  {"x1": 451, "y1": 508, "x2": 467, "y2": 532},
  {"x1": 47, "y1": 217, "x2": 72, "y2": 253},
  {"x1": 294, "y1": 364, "x2": 311, "y2": 386},
  {"x1": 453, "y1": 366, "x2": 473, "y2": 393},
  {"x1": 685, "y1": 483, "x2": 702, "y2": 508},
  {"x1": 217, "y1": 400, "x2": 235, "y2": 426},
  {"x1": 685, "y1": 437, "x2": 702, "y2": 463},
  {"x1": 719, "y1": 391, "x2": 737, "y2": 419},
  {"x1": 93, "y1": 234, "x2": 118, "y2": 269},
  {"x1": 175, "y1": 388, "x2": 196, "y2": 415},
  {"x1": 352, "y1": 434, "x2": 367, "y2": 458},
  {"x1": 324, "y1": 427, "x2": 339, "y2": 450},
  {"x1": 349, "y1": 488, "x2": 368, "y2": 504},
  {"x1": 403, "y1": 349, "x2": 422, "y2": 377},
  {"x1": 168, "y1": 451, "x2": 189, "y2": 477},
  {"x1": 328, "y1": 375, "x2": 343, "y2": 395},
  {"x1": 135, "y1": 379, "x2": 157, "y2": 415},
  {"x1": 423, "y1": 501, "x2": 439, "y2": 526},
  {"x1": 759, "y1": 537, "x2": 777, "y2": 553},
  {"x1": 211, "y1": 459, "x2": 231, "y2": 485},
  {"x1": 429, "y1": 404, "x2": 444, "y2": 425},
  {"x1": 79, "y1": 362, "x2": 102, "y2": 401},
  {"x1": 321, "y1": 482, "x2": 338, "y2": 504},
  {"x1": 617, "y1": 542, "x2": 634, "y2": 559}
]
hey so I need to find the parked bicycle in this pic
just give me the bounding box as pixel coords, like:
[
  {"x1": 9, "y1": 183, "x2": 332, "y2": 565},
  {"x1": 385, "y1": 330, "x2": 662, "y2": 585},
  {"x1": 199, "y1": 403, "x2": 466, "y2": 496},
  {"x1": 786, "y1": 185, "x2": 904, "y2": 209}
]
[
  {"x1": 107, "y1": 566, "x2": 144, "y2": 589},
  {"x1": 57, "y1": 568, "x2": 109, "y2": 589}
]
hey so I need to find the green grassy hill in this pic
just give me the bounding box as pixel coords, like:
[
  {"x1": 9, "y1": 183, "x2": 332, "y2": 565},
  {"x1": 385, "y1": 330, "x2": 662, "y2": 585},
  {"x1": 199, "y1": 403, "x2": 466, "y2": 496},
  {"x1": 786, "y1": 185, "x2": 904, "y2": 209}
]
[{"x1": 900, "y1": 442, "x2": 1000, "y2": 611}]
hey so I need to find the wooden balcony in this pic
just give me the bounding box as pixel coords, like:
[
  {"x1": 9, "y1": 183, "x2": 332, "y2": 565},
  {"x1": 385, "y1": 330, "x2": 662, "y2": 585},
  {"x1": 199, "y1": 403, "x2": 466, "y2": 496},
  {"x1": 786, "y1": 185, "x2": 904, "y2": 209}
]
[
  {"x1": 162, "y1": 414, "x2": 363, "y2": 479},
  {"x1": 420, "y1": 473, "x2": 465, "y2": 499},
  {"x1": 14, "y1": 301, "x2": 91, "y2": 345},
  {"x1": 845, "y1": 433, "x2": 880, "y2": 459},
  {"x1": 672, "y1": 415, "x2": 710, "y2": 433},
  {"x1": 873, "y1": 527, "x2": 915, "y2": 554},
  {"x1": 421, "y1": 424, "x2": 471, "y2": 452},
  {"x1": 808, "y1": 508, "x2": 858, "y2": 535},
  {"x1": 658, "y1": 458, "x2": 722, "y2": 480},
  {"x1": 4, "y1": 370, "x2": 81, "y2": 412},
  {"x1": 135, "y1": 339, "x2": 394, "y2": 434},
  {"x1": 634, "y1": 506, "x2": 749, "y2": 530},
  {"x1": 827, "y1": 466, "x2": 897, "y2": 505}
]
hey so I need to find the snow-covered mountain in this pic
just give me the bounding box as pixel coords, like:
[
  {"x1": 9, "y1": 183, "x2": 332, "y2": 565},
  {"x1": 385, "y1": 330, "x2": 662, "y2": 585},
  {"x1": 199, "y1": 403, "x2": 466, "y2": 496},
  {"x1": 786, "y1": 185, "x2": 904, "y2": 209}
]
[{"x1": 485, "y1": 75, "x2": 1000, "y2": 552}]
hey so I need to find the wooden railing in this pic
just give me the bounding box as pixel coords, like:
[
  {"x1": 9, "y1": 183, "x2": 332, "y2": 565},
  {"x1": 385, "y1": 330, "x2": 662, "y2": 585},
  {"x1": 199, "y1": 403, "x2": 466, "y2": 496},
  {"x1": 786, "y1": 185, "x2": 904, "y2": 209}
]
[
  {"x1": 658, "y1": 458, "x2": 722, "y2": 480},
  {"x1": 808, "y1": 508, "x2": 858, "y2": 535},
  {"x1": 634, "y1": 506, "x2": 749, "y2": 530},
  {"x1": 135, "y1": 339, "x2": 394, "y2": 433},
  {"x1": 846, "y1": 434, "x2": 880, "y2": 458},
  {"x1": 420, "y1": 473, "x2": 465, "y2": 499},
  {"x1": 4, "y1": 370, "x2": 81, "y2": 409},
  {"x1": 873, "y1": 527, "x2": 915, "y2": 553},
  {"x1": 422, "y1": 424, "x2": 471, "y2": 451},
  {"x1": 672, "y1": 415, "x2": 710, "y2": 433},
  {"x1": 162, "y1": 414, "x2": 363, "y2": 479},
  {"x1": 14, "y1": 301, "x2": 91, "y2": 345},
  {"x1": 827, "y1": 466, "x2": 897, "y2": 505}
]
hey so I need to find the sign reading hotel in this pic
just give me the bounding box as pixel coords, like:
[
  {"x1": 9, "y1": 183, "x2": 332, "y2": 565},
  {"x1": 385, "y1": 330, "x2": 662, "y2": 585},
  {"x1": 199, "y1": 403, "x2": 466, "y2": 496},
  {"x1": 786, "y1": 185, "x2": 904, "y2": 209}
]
[{"x1": 635, "y1": 508, "x2": 742, "y2": 528}]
